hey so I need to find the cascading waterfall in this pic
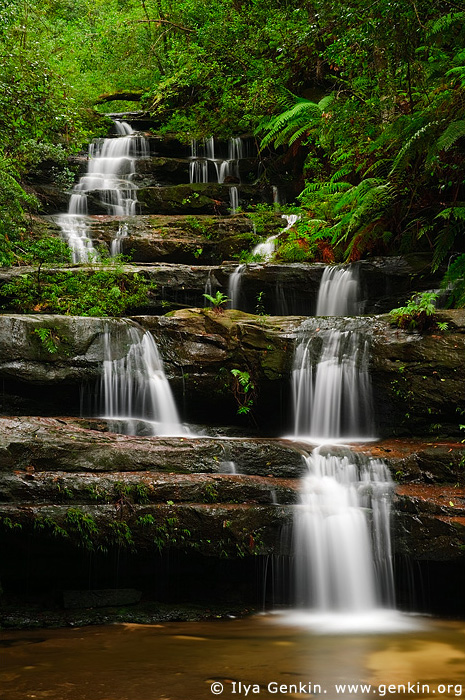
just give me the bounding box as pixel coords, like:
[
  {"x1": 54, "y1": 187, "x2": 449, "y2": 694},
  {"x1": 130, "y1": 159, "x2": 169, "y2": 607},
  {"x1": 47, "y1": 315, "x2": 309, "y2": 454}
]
[
  {"x1": 229, "y1": 186, "x2": 239, "y2": 214},
  {"x1": 100, "y1": 322, "x2": 186, "y2": 437},
  {"x1": 252, "y1": 213, "x2": 300, "y2": 261},
  {"x1": 56, "y1": 120, "x2": 148, "y2": 262},
  {"x1": 316, "y1": 265, "x2": 361, "y2": 316},
  {"x1": 292, "y1": 326, "x2": 374, "y2": 439},
  {"x1": 228, "y1": 263, "x2": 246, "y2": 309},
  {"x1": 189, "y1": 136, "x2": 246, "y2": 215},
  {"x1": 189, "y1": 136, "x2": 244, "y2": 184},
  {"x1": 286, "y1": 265, "x2": 400, "y2": 631},
  {"x1": 293, "y1": 450, "x2": 395, "y2": 613},
  {"x1": 228, "y1": 215, "x2": 300, "y2": 310}
]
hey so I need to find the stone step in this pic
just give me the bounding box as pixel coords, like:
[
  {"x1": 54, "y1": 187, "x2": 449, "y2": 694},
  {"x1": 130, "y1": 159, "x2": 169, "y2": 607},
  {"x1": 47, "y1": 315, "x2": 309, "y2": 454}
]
[{"x1": 0, "y1": 470, "x2": 297, "y2": 506}]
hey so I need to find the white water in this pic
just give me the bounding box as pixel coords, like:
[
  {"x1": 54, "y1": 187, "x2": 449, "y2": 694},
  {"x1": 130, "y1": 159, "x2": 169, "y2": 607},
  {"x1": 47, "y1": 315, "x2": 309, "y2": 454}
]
[
  {"x1": 285, "y1": 265, "x2": 401, "y2": 632},
  {"x1": 228, "y1": 263, "x2": 246, "y2": 309},
  {"x1": 294, "y1": 450, "x2": 394, "y2": 610},
  {"x1": 56, "y1": 120, "x2": 148, "y2": 262},
  {"x1": 100, "y1": 323, "x2": 186, "y2": 437},
  {"x1": 229, "y1": 186, "x2": 239, "y2": 214},
  {"x1": 189, "y1": 136, "x2": 244, "y2": 184},
  {"x1": 252, "y1": 213, "x2": 300, "y2": 261},
  {"x1": 292, "y1": 328, "x2": 374, "y2": 439},
  {"x1": 316, "y1": 265, "x2": 360, "y2": 316}
]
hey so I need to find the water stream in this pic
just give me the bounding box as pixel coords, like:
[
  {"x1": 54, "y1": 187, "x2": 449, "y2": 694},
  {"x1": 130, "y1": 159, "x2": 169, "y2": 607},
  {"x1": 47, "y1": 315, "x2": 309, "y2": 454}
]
[
  {"x1": 56, "y1": 120, "x2": 148, "y2": 261},
  {"x1": 228, "y1": 214, "x2": 300, "y2": 308},
  {"x1": 286, "y1": 266, "x2": 397, "y2": 631},
  {"x1": 100, "y1": 322, "x2": 186, "y2": 436}
]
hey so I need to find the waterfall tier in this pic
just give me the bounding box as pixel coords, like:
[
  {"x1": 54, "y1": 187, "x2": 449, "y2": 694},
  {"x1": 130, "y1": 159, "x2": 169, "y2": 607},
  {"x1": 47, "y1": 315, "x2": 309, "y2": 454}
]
[
  {"x1": 316, "y1": 265, "x2": 361, "y2": 316},
  {"x1": 293, "y1": 449, "x2": 395, "y2": 611},
  {"x1": 56, "y1": 120, "x2": 148, "y2": 262},
  {"x1": 100, "y1": 322, "x2": 186, "y2": 437},
  {"x1": 292, "y1": 327, "x2": 374, "y2": 440}
]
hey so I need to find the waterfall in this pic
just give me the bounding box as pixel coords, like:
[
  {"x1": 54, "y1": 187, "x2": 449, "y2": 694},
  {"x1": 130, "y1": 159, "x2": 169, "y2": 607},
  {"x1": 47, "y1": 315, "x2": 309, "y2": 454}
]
[
  {"x1": 292, "y1": 327, "x2": 374, "y2": 440},
  {"x1": 294, "y1": 450, "x2": 395, "y2": 612},
  {"x1": 284, "y1": 264, "x2": 400, "y2": 632},
  {"x1": 100, "y1": 323, "x2": 186, "y2": 437},
  {"x1": 189, "y1": 136, "x2": 244, "y2": 185},
  {"x1": 252, "y1": 214, "x2": 299, "y2": 262},
  {"x1": 56, "y1": 120, "x2": 148, "y2": 262},
  {"x1": 316, "y1": 265, "x2": 360, "y2": 316},
  {"x1": 229, "y1": 186, "x2": 239, "y2": 214},
  {"x1": 228, "y1": 263, "x2": 246, "y2": 309}
]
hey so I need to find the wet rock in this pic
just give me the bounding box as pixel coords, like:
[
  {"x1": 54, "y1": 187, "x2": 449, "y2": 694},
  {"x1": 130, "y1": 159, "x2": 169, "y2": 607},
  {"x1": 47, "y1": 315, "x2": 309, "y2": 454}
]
[{"x1": 371, "y1": 310, "x2": 465, "y2": 437}]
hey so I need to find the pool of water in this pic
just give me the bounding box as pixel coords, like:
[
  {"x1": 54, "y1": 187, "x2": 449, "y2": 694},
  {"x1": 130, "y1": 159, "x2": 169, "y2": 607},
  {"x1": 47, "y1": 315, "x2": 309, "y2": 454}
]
[{"x1": 1, "y1": 615, "x2": 464, "y2": 699}]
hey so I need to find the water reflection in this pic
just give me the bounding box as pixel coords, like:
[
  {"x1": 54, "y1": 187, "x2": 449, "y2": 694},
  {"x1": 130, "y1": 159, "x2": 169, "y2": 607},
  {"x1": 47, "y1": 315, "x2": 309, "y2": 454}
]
[{"x1": 0, "y1": 616, "x2": 464, "y2": 699}]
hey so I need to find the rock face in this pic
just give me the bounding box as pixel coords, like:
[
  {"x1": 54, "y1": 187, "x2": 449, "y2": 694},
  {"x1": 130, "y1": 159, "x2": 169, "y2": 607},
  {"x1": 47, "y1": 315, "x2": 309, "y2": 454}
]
[{"x1": 371, "y1": 309, "x2": 465, "y2": 437}]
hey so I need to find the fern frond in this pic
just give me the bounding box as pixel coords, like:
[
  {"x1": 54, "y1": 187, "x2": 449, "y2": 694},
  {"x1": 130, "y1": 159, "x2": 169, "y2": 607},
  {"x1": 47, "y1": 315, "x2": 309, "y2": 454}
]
[
  {"x1": 330, "y1": 164, "x2": 354, "y2": 183},
  {"x1": 334, "y1": 178, "x2": 385, "y2": 212},
  {"x1": 389, "y1": 120, "x2": 441, "y2": 177},
  {"x1": 441, "y1": 253, "x2": 465, "y2": 308},
  {"x1": 432, "y1": 207, "x2": 465, "y2": 270},
  {"x1": 437, "y1": 120, "x2": 465, "y2": 151},
  {"x1": 362, "y1": 159, "x2": 391, "y2": 178},
  {"x1": 428, "y1": 12, "x2": 465, "y2": 36},
  {"x1": 257, "y1": 95, "x2": 326, "y2": 149},
  {"x1": 346, "y1": 183, "x2": 396, "y2": 235}
]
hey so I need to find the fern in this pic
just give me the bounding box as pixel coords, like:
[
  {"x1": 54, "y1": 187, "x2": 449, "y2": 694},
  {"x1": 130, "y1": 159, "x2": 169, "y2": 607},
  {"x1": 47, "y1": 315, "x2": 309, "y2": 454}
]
[
  {"x1": 428, "y1": 12, "x2": 465, "y2": 36},
  {"x1": 433, "y1": 207, "x2": 465, "y2": 270},
  {"x1": 257, "y1": 94, "x2": 329, "y2": 149},
  {"x1": 437, "y1": 120, "x2": 465, "y2": 151},
  {"x1": 33, "y1": 327, "x2": 60, "y2": 354},
  {"x1": 389, "y1": 120, "x2": 441, "y2": 177}
]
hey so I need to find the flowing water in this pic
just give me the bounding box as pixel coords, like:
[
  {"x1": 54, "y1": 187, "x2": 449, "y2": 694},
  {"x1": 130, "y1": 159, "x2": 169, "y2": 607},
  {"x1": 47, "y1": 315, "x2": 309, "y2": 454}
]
[
  {"x1": 189, "y1": 136, "x2": 244, "y2": 184},
  {"x1": 1, "y1": 617, "x2": 464, "y2": 700},
  {"x1": 287, "y1": 265, "x2": 396, "y2": 631},
  {"x1": 316, "y1": 264, "x2": 361, "y2": 316},
  {"x1": 252, "y1": 213, "x2": 300, "y2": 261},
  {"x1": 228, "y1": 214, "x2": 300, "y2": 309},
  {"x1": 100, "y1": 322, "x2": 186, "y2": 436},
  {"x1": 56, "y1": 120, "x2": 148, "y2": 262}
]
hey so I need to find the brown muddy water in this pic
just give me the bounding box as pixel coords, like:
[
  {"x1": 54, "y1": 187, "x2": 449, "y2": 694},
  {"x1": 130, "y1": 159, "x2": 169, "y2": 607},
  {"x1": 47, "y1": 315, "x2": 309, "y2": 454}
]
[{"x1": 0, "y1": 615, "x2": 464, "y2": 700}]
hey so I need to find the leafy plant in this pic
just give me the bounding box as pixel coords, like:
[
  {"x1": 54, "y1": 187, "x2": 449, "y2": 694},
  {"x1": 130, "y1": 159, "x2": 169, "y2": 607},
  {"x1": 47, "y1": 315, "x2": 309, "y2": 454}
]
[
  {"x1": 1, "y1": 265, "x2": 155, "y2": 316},
  {"x1": 33, "y1": 327, "x2": 61, "y2": 354},
  {"x1": 203, "y1": 291, "x2": 230, "y2": 313},
  {"x1": 389, "y1": 292, "x2": 439, "y2": 331},
  {"x1": 230, "y1": 368, "x2": 256, "y2": 415}
]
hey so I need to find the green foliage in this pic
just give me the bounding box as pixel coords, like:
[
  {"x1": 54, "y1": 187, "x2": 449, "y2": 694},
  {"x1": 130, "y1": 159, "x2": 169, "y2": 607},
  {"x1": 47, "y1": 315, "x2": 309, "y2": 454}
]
[
  {"x1": 1, "y1": 264, "x2": 154, "y2": 316},
  {"x1": 203, "y1": 482, "x2": 219, "y2": 503},
  {"x1": 65, "y1": 507, "x2": 99, "y2": 550},
  {"x1": 33, "y1": 327, "x2": 61, "y2": 354},
  {"x1": 389, "y1": 292, "x2": 439, "y2": 331},
  {"x1": 230, "y1": 368, "x2": 255, "y2": 416},
  {"x1": 108, "y1": 521, "x2": 134, "y2": 549},
  {"x1": 203, "y1": 291, "x2": 230, "y2": 311}
]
